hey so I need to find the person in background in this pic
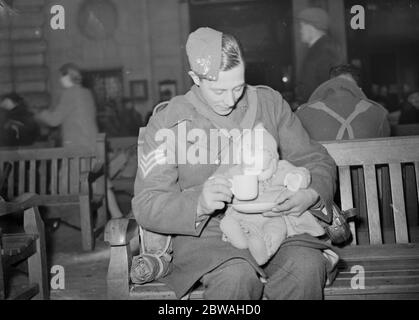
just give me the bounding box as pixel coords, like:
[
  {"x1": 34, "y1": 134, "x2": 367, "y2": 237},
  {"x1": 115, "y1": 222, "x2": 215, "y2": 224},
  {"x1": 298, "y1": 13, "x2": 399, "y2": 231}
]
[
  {"x1": 296, "y1": 65, "x2": 391, "y2": 236},
  {"x1": 399, "y1": 90, "x2": 419, "y2": 124},
  {"x1": 0, "y1": 93, "x2": 40, "y2": 147},
  {"x1": 35, "y1": 63, "x2": 124, "y2": 219},
  {"x1": 36, "y1": 63, "x2": 98, "y2": 147},
  {"x1": 295, "y1": 7, "x2": 344, "y2": 106},
  {"x1": 296, "y1": 64, "x2": 390, "y2": 141}
]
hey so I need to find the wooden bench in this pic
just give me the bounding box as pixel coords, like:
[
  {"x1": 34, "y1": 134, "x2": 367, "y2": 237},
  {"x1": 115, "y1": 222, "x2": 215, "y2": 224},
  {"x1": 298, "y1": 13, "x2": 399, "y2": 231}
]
[
  {"x1": 0, "y1": 194, "x2": 49, "y2": 300},
  {"x1": 0, "y1": 134, "x2": 108, "y2": 251},
  {"x1": 105, "y1": 135, "x2": 419, "y2": 300}
]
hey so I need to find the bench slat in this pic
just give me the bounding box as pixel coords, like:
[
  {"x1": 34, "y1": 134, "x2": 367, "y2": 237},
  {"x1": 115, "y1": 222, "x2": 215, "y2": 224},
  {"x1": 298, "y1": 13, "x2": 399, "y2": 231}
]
[
  {"x1": 325, "y1": 283, "x2": 419, "y2": 297},
  {"x1": 18, "y1": 160, "x2": 25, "y2": 194},
  {"x1": 50, "y1": 159, "x2": 58, "y2": 195},
  {"x1": 336, "y1": 269, "x2": 419, "y2": 279},
  {"x1": 415, "y1": 162, "x2": 419, "y2": 214},
  {"x1": 70, "y1": 158, "x2": 80, "y2": 194},
  {"x1": 336, "y1": 243, "x2": 419, "y2": 259},
  {"x1": 8, "y1": 163, "x2": 14, "y2": 199},
  {"x1": 39, "y1": 160, "x2": 46, "y2": 194},
  {"x1": 388, "y1": 163, "x2": 409, "y2": 243},
  {"x1": 363, "y1": 165, "x2": 382, "y2": 244},
  {"x1": 61, "y1": 158, "x2": 69, "y2": 194},
  {"x1": 377, "y1": 166, "x2": 393, "y2": 232},
  {"x1": 29, "y1": 160, "x2": 36, "y2": 193},
  {"x1": 0, "y1": 161, "x2": 4, "y2": 188},
  {"x1": 339, "y1": 166, "x2": 356, "y2": 245}
]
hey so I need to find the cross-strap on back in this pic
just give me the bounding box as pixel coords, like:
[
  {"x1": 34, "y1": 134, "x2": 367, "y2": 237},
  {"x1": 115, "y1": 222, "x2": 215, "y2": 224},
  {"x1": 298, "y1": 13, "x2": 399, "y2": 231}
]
[{"x1": 309, "y1": 100, "x2": 372, "y2": 140}]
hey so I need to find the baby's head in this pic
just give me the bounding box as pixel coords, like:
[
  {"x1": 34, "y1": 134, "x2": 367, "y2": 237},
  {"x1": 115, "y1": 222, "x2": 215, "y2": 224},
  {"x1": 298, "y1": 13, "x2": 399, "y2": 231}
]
[{"x1": 238, "y1": 123, "x2": 279, "y2": 181}]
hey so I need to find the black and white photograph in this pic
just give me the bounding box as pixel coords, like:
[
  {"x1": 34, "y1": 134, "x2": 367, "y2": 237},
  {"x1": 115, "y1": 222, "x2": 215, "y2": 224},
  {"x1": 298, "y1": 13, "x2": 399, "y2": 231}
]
[{"x1": 0, "y1": 0, "x2": 419, "y2": 307}]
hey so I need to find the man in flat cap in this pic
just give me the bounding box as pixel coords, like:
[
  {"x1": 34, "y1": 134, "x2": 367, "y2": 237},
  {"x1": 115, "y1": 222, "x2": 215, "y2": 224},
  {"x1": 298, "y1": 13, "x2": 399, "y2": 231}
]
[
  {"x1": 295, "y1": 7, "x2": 344, "y2": 106},
  {"x1": 133, "y1": 27, "x2": 337, "y2": 300}
]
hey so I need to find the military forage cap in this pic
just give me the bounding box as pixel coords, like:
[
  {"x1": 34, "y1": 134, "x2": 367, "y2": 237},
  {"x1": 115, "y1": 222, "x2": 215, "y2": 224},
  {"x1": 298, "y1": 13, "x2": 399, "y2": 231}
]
[{"x1": 186, "y1": 27, "x2": 223, "y2": 81}]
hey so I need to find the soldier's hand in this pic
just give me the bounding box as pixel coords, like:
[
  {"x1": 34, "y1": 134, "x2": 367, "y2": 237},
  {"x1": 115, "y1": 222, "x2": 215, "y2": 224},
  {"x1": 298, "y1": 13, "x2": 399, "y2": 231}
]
[
  {"x1": 263, "y1": 188, "x2": 319, "y2": 217},
  {"x1": 197, "y1": 176, "x2": 233, "y2": 217}
]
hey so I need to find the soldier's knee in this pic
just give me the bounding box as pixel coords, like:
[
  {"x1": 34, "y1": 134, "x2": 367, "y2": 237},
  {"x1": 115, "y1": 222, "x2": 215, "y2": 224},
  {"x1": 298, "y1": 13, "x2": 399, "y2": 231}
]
[
  {"x1": 203, "y1": 259, "x2": 263, "y2": 299},
  {"x1": 285, "y1": 246, "x2": 327, "y2": 282},
  {"x1": 220, "y1": 260, "x2": 260, "y2": 284}
]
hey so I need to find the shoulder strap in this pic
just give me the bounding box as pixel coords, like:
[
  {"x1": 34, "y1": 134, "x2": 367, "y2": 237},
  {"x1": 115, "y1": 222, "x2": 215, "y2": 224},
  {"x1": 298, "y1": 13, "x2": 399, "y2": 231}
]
[
  {"x1": 152, "y1": 101, "x2": 170, "y2": 116},
  {"x1": 308, "y1": 100, "x2": 372, "y2": 140}
]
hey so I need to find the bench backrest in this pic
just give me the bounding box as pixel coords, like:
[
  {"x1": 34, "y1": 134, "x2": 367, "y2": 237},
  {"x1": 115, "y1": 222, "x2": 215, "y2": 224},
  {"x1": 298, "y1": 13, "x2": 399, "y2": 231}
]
[
  {"x1": 322, "y1": 136, "x2": 419, "y2": 245},
  {"x1": 0, "y1": 134, "x2": 106, "y2": 198}
]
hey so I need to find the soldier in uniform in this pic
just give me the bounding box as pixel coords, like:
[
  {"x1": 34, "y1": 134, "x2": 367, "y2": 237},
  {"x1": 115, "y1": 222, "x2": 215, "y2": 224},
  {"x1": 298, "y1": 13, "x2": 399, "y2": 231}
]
[
  {"x1": 132, "y1": 27, "x2": 337, "y2": 300},
  {"x1": 296, "y1": 64, "x2": 391, "y2": 140}
]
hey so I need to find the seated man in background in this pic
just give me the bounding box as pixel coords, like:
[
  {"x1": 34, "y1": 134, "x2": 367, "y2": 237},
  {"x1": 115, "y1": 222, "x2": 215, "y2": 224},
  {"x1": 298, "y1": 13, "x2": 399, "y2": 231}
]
[
  {"x1": 0, "y1": 93, "x2": 40, "y2": 147},
  {"x1": 296, "y1": 64, "x2": 390, "y2": 141}
]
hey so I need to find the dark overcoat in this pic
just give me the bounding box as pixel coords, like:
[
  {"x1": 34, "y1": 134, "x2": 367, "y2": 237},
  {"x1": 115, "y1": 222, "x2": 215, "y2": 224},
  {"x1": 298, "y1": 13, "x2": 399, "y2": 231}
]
[
  {"x1": 296, "y1": 35, "x2": 344, "y2": 104},
  {"x1": 132, "y1": 85, "x2": 336, "y2": 298}
]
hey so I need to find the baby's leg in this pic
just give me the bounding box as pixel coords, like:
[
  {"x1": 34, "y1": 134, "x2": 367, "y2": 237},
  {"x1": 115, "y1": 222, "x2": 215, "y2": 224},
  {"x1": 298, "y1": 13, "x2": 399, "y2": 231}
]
[
  {"x1": 220, "y1": 215, "x2": 248, "y2": 249},
  {"x1": 240, "y1": 220, "x2": 270, "y2": 266},
  {"x1": 263, "y1": 217, "x2": 287, "y2": 257}
]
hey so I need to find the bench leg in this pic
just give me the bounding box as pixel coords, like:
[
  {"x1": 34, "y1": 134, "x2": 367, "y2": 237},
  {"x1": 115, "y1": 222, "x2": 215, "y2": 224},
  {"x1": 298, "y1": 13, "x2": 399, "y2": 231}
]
[
  {"x1": 96, "y1": 176, "x2": 109, "y2": 231},
  {"x1": 24, "y1": 207, "x2": 49, "y2": 300},
  {"x1": 79, "y1": 195, "x2": 94, "y2": 251},
  {"x1": 96, "y1": 201, "x2": 108, "y2": 232},
  {"x1": 107, "y1": 245, "x2": 131, "y2": 300}
]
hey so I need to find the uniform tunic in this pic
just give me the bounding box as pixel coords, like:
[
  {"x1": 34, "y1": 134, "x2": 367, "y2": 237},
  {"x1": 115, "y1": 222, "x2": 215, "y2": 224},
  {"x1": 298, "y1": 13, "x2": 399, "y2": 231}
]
[
  {"x1": 132, "y1": 85, "x2": 336, "y2": 298},
  {"x1": 296, "y1": 77, "x2": 391, "y2": 141}
]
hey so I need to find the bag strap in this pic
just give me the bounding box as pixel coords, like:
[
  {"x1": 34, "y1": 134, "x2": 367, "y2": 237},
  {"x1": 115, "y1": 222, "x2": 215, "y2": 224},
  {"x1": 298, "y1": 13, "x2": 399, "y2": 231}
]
[{"x1": 139, "y1": 225, "x2": 172, "y2": 258}]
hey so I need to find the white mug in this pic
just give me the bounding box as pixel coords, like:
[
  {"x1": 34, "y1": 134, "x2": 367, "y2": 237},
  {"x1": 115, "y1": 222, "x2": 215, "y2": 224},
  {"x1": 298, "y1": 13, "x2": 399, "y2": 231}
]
[{"x1": 230, "y1": 174, "x2": 258, "y2": 201}]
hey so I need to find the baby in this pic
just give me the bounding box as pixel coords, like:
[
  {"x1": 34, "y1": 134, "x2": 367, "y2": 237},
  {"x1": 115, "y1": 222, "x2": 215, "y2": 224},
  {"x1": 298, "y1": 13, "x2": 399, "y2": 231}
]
[{"x1": 218, "y1": 124, "x2": 325, "y2": 265}]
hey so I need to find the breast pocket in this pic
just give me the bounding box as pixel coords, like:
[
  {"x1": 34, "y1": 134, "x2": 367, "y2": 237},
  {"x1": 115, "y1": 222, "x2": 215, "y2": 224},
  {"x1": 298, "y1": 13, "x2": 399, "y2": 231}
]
[{"x1": 178, "y1": 138, "x2": 221, "y2": 187}]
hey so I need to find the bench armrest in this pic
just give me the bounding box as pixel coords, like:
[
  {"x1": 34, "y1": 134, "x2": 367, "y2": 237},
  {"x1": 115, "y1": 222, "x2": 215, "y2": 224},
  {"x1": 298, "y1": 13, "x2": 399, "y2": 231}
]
[
  {"x1": 106, "y1": 218, "x2": 138, "y2": 299},
  {"x1": 104, "y1": 218, "x2": 139, "y2": 246}
]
